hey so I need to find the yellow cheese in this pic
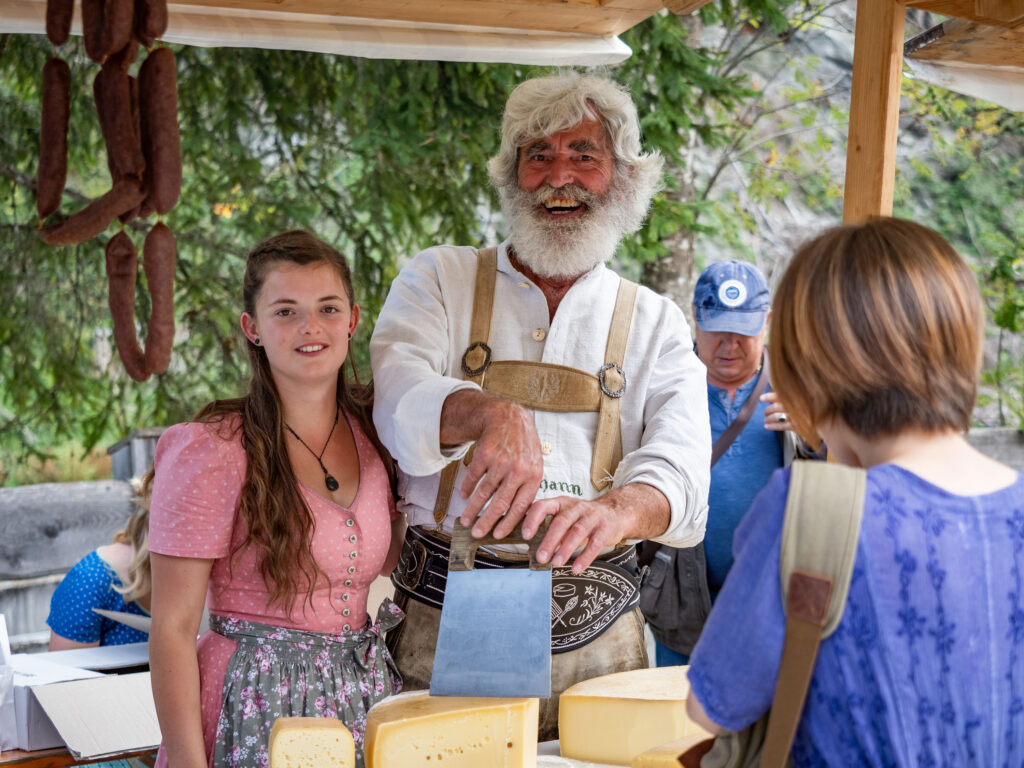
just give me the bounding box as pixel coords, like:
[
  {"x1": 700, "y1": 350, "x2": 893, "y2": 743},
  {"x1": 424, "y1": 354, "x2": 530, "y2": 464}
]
[
  {"x1": 558, "y1": 666, "x2": 710, "y2": 765},
  {"x1": 269, "y1": 717, "x2": 355, "y2": 768},
  {"x1": 630, "y1": 734, "x2": 714, "y2": 767},
  {"x1": 365, "y1": 691, "x2": 538, "y2": 768}
]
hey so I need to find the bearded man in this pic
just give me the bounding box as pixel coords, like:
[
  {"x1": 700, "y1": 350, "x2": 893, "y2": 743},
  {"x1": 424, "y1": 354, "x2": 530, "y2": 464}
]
[{"x1": 370, "y1": 73, "x2": 711, "y2": 739}]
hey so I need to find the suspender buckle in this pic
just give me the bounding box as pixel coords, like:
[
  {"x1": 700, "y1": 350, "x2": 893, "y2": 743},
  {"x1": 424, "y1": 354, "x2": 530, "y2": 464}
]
[
  {"x1": 461, "y1": 341, "x2": 492, "y2": 377},
  {"x1": 598, "y1": 362, "x2": 626, "y2": 398}
]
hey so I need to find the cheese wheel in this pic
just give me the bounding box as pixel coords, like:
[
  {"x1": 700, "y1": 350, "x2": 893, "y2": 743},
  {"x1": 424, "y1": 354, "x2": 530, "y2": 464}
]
[
  {"x1": 268, "y1": 717, "x2": 354, "y2": 768},
  {"x1": 630, "y1": 733, "x2": 714, "y2": 767},
  {"x1": 558, "y1": 666, "x2": 710, "y2": 765},
  {"x1": 365, "y1": 690, "x2": 538, "y2": 768}
]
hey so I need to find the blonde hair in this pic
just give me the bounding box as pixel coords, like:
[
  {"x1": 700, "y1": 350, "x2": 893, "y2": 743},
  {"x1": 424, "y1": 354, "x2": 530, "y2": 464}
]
[
  {"x1": 112, "y1": 472, "x2": 152, "y2": 603},
  {"x1": 769, "y1": 217, "x2": 984, "y2": 440}
]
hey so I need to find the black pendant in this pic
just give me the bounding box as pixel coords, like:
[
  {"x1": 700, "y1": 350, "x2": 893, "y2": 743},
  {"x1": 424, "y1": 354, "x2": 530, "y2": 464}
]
[{"x1": 325, "y1": 474, "x2": 339, "y2": 492}]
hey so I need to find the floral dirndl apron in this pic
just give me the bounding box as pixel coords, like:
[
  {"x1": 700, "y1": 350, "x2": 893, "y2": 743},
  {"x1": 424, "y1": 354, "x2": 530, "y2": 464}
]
[{"x1": 209, "y1": 599, "x2": 403, "y2": 768}]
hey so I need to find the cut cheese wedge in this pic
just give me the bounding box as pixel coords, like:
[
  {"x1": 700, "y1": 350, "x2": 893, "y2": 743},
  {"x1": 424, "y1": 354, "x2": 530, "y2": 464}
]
[
  {"x1": 558, "y1": 666, "x2": 710, "y2": 765},
  {"x1": 365, "y1": 691, "x2": 539, "y2": 768},
  {"x1": 630, "y1": 733, "x2": 715, "y2": 767},
  {"x1": 269, "y1": 717, "x2": 355, "y2": 768}
]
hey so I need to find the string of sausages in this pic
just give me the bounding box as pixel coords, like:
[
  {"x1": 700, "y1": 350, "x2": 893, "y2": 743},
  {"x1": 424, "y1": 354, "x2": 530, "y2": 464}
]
[{"x1": 37, "y1": 0, "x2": 179, "y2": 382}]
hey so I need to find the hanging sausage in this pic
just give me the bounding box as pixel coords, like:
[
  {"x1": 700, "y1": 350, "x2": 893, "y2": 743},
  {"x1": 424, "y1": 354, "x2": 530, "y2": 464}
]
[{"x1": 36, "y1": 0, "x2": 178, "y2": 381}]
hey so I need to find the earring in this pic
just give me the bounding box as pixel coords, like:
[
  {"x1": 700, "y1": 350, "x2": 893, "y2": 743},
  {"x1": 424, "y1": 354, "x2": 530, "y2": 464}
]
[
  {"x1": 348, "y1": 332, "x2": 352, "y2": 340},
  {"x1": 253, "y1": 336, "x2": 260, "y2": 345}
]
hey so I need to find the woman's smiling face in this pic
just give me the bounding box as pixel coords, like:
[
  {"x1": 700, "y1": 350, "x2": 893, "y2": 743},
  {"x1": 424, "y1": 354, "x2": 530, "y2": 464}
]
[{"x1": 241, "y1": 260, "x2": 359, "y2": 389}]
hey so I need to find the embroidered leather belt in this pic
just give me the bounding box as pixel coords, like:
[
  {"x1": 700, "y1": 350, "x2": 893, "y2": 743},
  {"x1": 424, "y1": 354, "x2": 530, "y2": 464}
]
[{"x1": 392, "y1": 525, "x2": 641, "y2": 653}]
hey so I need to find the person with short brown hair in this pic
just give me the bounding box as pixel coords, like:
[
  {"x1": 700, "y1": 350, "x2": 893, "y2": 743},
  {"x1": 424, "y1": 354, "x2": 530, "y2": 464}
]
[
  {"x1": 769, "y1": 218, "x2": 983, "y2": 443},
  {"x1": 685, "y1": 217, "x2": 1024, "y2": 765}
]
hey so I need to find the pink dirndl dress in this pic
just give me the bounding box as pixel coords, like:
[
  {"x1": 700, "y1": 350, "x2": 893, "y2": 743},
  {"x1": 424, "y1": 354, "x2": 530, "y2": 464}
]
[{"x1": 149, "y1": 412, "x2": 402, "y2": 768}]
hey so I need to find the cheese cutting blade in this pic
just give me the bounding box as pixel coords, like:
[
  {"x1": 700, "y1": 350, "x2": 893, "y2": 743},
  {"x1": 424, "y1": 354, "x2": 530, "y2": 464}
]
[{"x1": 430, "y1": 519, "x2": 552, "y2": 698}]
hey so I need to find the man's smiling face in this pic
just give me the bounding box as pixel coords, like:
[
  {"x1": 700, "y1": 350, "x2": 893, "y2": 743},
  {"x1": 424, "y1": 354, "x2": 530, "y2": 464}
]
[{"x1": 515, "y1": 118, "x2": 614, "y2": 211}]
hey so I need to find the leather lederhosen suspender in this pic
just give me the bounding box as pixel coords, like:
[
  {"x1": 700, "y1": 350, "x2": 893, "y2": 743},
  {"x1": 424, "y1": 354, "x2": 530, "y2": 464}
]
[{"x1": 432, "y1": 247, "x2": 638, "y2": 526}]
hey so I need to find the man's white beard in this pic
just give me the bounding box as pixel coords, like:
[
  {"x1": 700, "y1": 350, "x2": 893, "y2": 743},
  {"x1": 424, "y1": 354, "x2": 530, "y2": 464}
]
[{"x1": 503, "y1": 182, "x2": 633, "y2": 280}]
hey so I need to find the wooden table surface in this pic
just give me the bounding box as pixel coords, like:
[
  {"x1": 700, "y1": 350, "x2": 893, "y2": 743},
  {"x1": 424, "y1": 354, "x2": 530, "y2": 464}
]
[{"x1": 0, "y1": 748, "x2": 156, "y2": 768}]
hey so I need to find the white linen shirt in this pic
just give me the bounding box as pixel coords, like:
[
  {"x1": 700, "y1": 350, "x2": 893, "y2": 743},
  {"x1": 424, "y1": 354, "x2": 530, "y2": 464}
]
[{"x1": 370, "y1": 241, "x2": 710, "y2": 548}]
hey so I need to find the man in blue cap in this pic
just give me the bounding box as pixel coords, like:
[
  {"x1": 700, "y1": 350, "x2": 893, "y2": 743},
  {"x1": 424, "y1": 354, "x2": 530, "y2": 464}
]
[{"x1": 640, "y1": 259, "x2": 811, "y2": 666}]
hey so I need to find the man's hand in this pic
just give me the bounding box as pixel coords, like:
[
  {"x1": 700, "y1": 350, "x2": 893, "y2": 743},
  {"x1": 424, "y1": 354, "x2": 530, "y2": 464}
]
[
  {"x1": 760, "y1": 391, "x2": 793, "y2": 432},
  {"x1": 522, "y1": 483, "x2": 670, "y2": 573},
  {"x1": 441, "y1": 390, "x2": 544, "y2": 537}
]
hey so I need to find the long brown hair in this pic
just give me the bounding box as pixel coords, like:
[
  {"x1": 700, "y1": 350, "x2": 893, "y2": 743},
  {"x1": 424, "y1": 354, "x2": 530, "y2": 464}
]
[{"x1": 197, "y1": 230, "x2": 397, "y2": 614}]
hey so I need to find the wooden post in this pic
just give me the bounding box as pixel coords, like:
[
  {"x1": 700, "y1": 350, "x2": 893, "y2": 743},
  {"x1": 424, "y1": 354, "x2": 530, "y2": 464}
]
[{"x1": 842, "y1": 0, "x2": 907, "y2": 223}]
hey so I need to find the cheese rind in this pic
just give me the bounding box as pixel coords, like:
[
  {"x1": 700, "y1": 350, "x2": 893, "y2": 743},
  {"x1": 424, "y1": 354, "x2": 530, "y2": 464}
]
[
  {"x1": 365, "y1": 691, "x2": 538, "y2": 768},
  {"x1": 558, "y1": 666, "x2": 709, "y2": 765},
  {"x1": 268, "y1": 717, "x2": 355, "y2": 768},
  {"x1": 630, "y1": 734, "x2": 714, "y2": 767}
]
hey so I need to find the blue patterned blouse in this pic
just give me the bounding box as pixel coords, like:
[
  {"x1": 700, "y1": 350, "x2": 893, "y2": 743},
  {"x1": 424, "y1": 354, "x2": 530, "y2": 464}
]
[
  {"x1": 688, "y1": 463, "x2": 1024, "y2": 767},
  {"x1": 47, "y1": 550, "x2": 149, "y2": 646}
]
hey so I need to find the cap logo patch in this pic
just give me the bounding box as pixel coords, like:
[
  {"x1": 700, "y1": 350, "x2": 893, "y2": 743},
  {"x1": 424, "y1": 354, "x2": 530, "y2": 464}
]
[{"x1": 718, "y1": 279, "x2": 747, "y2": 308}]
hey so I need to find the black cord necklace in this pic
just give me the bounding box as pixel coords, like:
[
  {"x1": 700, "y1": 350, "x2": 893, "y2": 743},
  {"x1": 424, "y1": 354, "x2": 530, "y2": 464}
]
[{"x1": 285, "y1": 406, "x2": 340, "y2": 492}]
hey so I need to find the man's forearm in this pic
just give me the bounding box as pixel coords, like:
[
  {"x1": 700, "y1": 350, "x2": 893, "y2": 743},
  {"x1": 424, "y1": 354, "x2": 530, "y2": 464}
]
[
  {"x1": 599, "y1": 482, "x2": 671, "y2": 540},
  {"x1": 440, "y1": 389, "x2": 529, "y2": 447}
]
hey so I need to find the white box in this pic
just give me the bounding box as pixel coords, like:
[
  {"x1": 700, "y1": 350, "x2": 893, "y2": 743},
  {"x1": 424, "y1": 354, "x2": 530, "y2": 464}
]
[
  {"x1": 11, "y1": 650, "x2": 161, "y2": 758},
  {"x1": 40, "y1": 642, "x2": 150, "y2": 672},
  {"x1": 10, "y1": 655, "x2": 101, "y2": 751},
  {"x1": 32, "y1": 672, "x2": 161, "y2": 759}
]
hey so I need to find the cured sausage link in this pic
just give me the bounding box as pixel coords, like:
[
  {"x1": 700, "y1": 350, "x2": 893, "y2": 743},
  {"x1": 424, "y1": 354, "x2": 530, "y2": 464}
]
[
  {"x1": 45, "y1": 0, "x2": 74, "y2": 46},
  {"x1": 138, "y1": 47, "x2": 181, "y2": 214},
  {"x1": 39, "y1": 178, "x2": 144, "y2": 246},
  {"x1": 94, "y1": 62, "x2": 145, "y2": 183},
  {"x1": 37, "y1": 56, "x2": 70, "y2": 220},
  {"x1": 133, "y1": 0, "x2": 168, "y2": 48},
  {"x1": 106, "y1": 231, "x2": 150, "y2": 381},
  {"x1": 142, "y1": 222, "x2": 175, "y2": 374},
  {"x1": 82, "y1": 0, "x2": 134, "y2": 63}
]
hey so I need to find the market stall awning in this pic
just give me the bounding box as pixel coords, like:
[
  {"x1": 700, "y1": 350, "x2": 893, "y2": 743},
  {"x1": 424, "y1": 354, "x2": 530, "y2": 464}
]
[
  {"x1": 0, "y1": 0, "x2": 692, "y2": 64},
  {"x1": 905, "y1": 19, "x2": 1024, "y2": 111}
]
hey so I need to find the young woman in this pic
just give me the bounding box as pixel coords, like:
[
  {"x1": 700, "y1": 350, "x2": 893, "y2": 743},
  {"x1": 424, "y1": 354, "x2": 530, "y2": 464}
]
[
  {"x1": 685, "y1": 217, "x2": 1024, "y2": 765},
  {"x1": 47, "y1": 477, "x2": 152, "y2": 649},
  {"x1": 148, "y1": 231, "x2": 404, "y2": 768}
]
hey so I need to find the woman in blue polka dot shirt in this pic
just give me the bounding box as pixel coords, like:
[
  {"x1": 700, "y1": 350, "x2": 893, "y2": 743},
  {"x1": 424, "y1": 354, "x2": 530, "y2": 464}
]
[{"x1": 47, "y1": 478, "x2": 151, "y2": 649}]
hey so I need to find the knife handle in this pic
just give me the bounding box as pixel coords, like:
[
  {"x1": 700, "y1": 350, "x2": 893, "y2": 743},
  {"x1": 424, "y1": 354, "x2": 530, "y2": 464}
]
[{"x1": 449, "y1": 517, "x2": 551, "y2": 572}]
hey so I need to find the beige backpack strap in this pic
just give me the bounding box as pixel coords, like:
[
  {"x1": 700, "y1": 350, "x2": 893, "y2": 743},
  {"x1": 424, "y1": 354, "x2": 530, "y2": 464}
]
[
  {"x1": 759, "y1": 460, "x2": 866, "y2": 768},
  {"x1": 432, "y1": 247, "x2": 498, "y2": 527},
  {"x1": 590, "y1": 278, "x2": 637, "y2": 491}
]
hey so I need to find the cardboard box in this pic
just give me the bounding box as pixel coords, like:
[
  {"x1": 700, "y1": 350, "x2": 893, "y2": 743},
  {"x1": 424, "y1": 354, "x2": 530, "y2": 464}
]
[
  {"x1": 32, "y1": 672, "x2": 161, "y2": 759},
  {"x1": 10, "y1": 644, "x2": 160, "y2": 758},
  {"x1": 10, "y1": 655, "x2": 102, "y2": 751}
]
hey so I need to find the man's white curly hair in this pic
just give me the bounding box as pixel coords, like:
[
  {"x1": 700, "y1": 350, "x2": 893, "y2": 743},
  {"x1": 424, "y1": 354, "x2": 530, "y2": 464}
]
[{"x1": 487, "y1": 72, "x2": 664, "y2": 234}]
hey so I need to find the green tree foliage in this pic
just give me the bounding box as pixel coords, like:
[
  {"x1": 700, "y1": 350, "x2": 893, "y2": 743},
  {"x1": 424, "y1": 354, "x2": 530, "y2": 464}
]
[
  {"x1": 2, "y1": 3, "x2": 1023, "y2": 477},
  {"x1": 895, "y1": 78, "x2": 1024, "y2": 426},
  {"x1": 2, "y1": 7, "x2": 818, "y2": 469},
  {"x1": 0, "y1": 35, "x2": 534, "y2": 472}
]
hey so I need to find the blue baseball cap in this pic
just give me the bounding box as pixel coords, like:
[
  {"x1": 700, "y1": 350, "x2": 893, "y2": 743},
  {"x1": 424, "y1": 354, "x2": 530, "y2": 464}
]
[{"x1": 692, "y1": 260, "x2": 770, "y2": 336}]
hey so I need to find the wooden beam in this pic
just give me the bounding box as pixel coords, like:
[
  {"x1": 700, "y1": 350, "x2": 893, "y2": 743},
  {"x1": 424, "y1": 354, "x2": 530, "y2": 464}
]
[
  {"x1": 975, "y1": 0, "x2": 1024, "y2": 24},
  {"x1": 662, "y1": 0, "x2": 716, "y2": 14},
  {"x1": 907, "y1": 19, "x2": 1024, "y2": 68},
  {"x1": 907, "y1": 0, "x2": 1024, "y2": 27},
  {"x1": 164, "y1": 0, "x2": 668, "y2": 36},
  {"x1": 843, "y1": 0, "x2": 907, "y2": 223}
]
